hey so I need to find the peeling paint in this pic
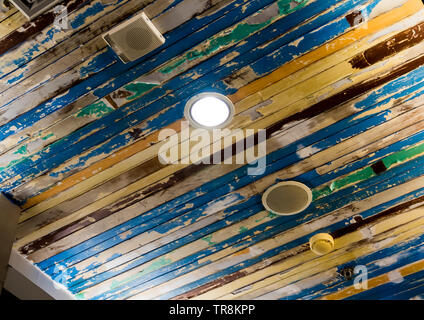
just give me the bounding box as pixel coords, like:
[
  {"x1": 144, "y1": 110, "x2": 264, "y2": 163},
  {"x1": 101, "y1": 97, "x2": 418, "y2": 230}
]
[
  {"x1": 123, "y1": 82, "x2": 158, "y2": 101},
  {"x1": 74, "y1": 101, "x2": 115, "y2": 118}
]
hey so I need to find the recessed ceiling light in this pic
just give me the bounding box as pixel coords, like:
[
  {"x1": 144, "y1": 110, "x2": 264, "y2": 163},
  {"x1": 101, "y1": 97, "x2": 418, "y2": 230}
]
[
  {"x1": 262, "y1": 181, "x2": 312, "y2": 216},
  {"x1": 184, "y1": 92, "x2": 235, "y2": 129}
]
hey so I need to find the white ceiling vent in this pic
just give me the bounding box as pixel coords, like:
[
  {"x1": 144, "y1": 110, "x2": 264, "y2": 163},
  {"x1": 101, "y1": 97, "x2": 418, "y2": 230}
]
[
  {"x1": 9, "y1": 0, "x2": 63, "y2": 20},
  {"x1": 102, "y1": 11, "x2": 165, "y2": 63},
  {"x1": 262, "y1": 181, "x2": 312, "y2": 216}
]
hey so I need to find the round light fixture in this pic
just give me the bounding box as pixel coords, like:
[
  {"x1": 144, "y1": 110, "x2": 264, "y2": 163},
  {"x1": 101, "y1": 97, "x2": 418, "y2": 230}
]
[
  {"x1": 262, "y1": 181, "x2": 312, "y2": 216},
  {"x1": 184, "y1": 92, "x2": 235, "y2": 129}
]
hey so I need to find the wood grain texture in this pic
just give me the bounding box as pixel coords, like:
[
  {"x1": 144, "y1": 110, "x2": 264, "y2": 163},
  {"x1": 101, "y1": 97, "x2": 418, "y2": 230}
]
[{"x1": 1, "y1": 0, "x2": 424, "y2": 300}]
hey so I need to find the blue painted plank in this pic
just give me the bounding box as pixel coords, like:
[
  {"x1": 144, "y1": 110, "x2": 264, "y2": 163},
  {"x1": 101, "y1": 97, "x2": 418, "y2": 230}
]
[
  {"x1": 67, "y1": 196, "x2": 264, "y2": 292},
  {"x1": 280, "y1": 235, "x2": 424, "y2": 299},
  {"x1": 0, "y1": 0, "x2": 278, "y2": 142},
  {"x1": 35, "y1": 75, "x2": 424, "y2": 274},
  {"x1": 36, "y1": 95, "x2": 421, "y2": 274},
  {"x1": 84, "y1": 155, "x2": 424, "y2": 299},
  {"x1": 0, "y1": 0, "x2": 372, "y2": 193},
  {"x1": 348, "y1": 268, "x2": 424, "y2": 300}
]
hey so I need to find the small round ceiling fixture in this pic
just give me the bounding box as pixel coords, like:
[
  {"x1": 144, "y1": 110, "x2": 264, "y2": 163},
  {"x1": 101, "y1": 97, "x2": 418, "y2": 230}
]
[
  {"x1": 262, "y1": 181, "x2": 312, "y2": 216},
  {"x1": 184, "y1": 92, "x2": 235, "y2": 129},
  {"x1": 309, "y1": 233, "x2": 335, "y2": 256}
]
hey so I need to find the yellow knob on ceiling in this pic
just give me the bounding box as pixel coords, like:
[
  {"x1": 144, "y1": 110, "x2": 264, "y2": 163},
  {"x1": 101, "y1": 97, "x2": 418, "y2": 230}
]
[{"x1": 309, "y1": 233, "x2": 335, "y2": 255}]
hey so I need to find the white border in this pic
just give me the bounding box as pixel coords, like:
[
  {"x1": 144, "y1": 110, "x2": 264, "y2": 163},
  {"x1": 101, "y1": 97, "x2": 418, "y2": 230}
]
[{"x1": 8, "y1": 250, "x2": 75, "y2": 300}]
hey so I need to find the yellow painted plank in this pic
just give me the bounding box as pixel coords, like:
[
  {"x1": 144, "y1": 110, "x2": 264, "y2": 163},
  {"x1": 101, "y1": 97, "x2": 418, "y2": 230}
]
[
  {"x1": 131, "y1": 207, "x2": 424, "y2": 299},
  {"x1": 0, "y1": 9, "x2": 26, "y2": 39},
  {"x1": 321, "y1": 259, "x2": 424, "y2": 300},
  {"x1": 76, "y1": 209, "x2": 277, "y2": 300},
  {"x1": 228, "y1": 0, "x2": 424, "y2": 103},
  {"x1": 21, "y1": 99, "x2": 424, "y2": 262},
  {"x1": 232, "y1": 224, "x2": 424, "y2": 300},
  {"x1": 19, "y1": 1, "x2": 422, "y2": 212}
]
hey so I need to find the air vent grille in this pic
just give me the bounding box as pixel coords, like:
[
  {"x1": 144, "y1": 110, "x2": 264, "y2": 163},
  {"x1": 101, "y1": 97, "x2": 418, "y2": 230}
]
[
  {"x1": 9, "y1": 0, "x2": 62, "y2": 20},
  {"x1": 102, "y1": 11, "x2": 165, "y2": 63}
]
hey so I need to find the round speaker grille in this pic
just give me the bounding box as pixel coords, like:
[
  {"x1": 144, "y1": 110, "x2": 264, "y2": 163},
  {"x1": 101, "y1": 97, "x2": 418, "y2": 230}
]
[
  {"x1": 262, "y1": 181, "x2": 312, "y2": 215},
  {"x1": 126, "y1": 27, "x2": 153, "y2": 51}
]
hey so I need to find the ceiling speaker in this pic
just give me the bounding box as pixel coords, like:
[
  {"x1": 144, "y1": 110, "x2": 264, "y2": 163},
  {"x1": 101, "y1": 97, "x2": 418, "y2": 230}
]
[
  {"x1": 262, "y1": 181, "x2": 312, "y2": 216},
  {"x1": 102, "y1": 11, "x2": 165, "y2": 63}
]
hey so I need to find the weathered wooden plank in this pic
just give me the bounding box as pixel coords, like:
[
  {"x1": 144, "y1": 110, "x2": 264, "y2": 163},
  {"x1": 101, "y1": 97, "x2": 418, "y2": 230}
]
[
  {"x1": 107, "y1": 0, "x2": 314, "y2": 108},
  {"x1": 273, "y1": 233, "x2": 424, "y2": 300},
  {"x1": 324, "y1": 258, "x2": 424, "y2": 300},
  {"x1": 195, "y1": 208, "x2": 424, "y2": 300},
  {"x1": 0, "y1": 7, "x2": 18, "y2": 23},
  {"x1": 230, "y1": 224, "x2": 424, "y2": 300},
  {"x1": 0, "y1": 9, "x2": 26, "y2": 40},
  {"x1": 30, "y1": 95, "x2": 424, "y2": 271},
  {"x1": 0, "y1": 49, "x2": 117, "y2": 135},
  {"x1": 21, "y1": 88, "x2": 424, "y2": 257},
  {"x1": 0, "y1": 0, "x2": 86, "y2": 55},
  {"x1": 303, "y1": 133, "x2": 424, "y2": 201},
  {"x1": 173, "y1": 247, "x2": 314, "y2": 300},
  {"x1": 75, "y1": 193, "x2": 424, "y2": 297},
  {"x1": 364, "y1": 268, "x2": 424, "y2": 300},
  {"x1": 18, "y1": 120, "x2": 184, "y2": 215},
  {"x1": 0, "y1": 0, "x2": 266, "y2": 148},
  {"x1": 3, "y1": 0, "x2": 424, "y2": 302},
  {"x1": 37, "y1": 135, "x2": 424, "y2": 296},
  {"x1": 13, "y1": 0, "x2": 399, "y2": 208},
  {"x1": 17, "y1": 157, "x2": 167, "y2": 238},
  {"x1": 179, "y1": 197, "x2": 424, "y2": 299},
  {"x1": 3, "y1": 0, "x2": 416, "y2": 208},
  {"x1": 125, "y1": 203, "x2": 424, "y2": 300},
  {"x1": 4, "y1": 2, "x2": 420, "y2": 208},
  {"x1": 65, "y1": 196, "x2": 262, "y2": 285},
  {"x1": 0, "y1": 0, "x2": 131, "y2": 77},
  {"x1": 68, "y1": 202, "x2": 269, "y2": 294},
  {"x1": 0, "y1": 0, "x2": 318, "y2": 184},
  {"x1": 0, "y1": 0, "x2": 236, "y2": 121},
  {"x1": 233, "y1": 17, "x2": 424, "y2": 120},
  {"x1": 15, "y1": 58, "x2": 424, "y2": 254},
  {"x1": 0, "y1": 0, "x2": 163, "y2": 94},
  {"x1": 0, "y1": 99, "x2": 116, "y2": 176},
  {"x1": 228, "y1": 0, "x2": 423, "y2": 102},
  {"x1": 63, "y1": 116, "x2": 424, "y2": 298},
  {"x1": 0, "y1": 0, "x2": 316, "y2": 192},
  {"x1": 14, "y1": 22, "x2": 424, "y2": 229},
  {"x1": 55, "y1": 27, "x2": 424, "y2": 190}
]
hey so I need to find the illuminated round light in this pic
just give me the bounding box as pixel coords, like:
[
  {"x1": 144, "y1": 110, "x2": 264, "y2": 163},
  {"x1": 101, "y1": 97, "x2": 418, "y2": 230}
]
[
  {"x1": 262, "y1": 181, "x2": 312, "y2": 216},
  {"x1": 185, "y1": 93, "x2": 234, "y2": 129}
]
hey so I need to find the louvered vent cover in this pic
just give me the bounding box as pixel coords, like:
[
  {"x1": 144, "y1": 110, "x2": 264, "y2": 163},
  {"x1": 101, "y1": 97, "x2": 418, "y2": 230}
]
[
  {"x1": 9, "y1": 0, "x2": 62, "y2": 20},
  {"x1": 102, "y1": 11, "x2": 165, "y2": 63}
]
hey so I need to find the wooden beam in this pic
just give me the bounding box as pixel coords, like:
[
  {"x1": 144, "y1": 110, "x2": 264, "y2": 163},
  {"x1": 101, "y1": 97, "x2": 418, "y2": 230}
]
[
  {"x1": 3, "y1": 266, "x2": 53, "y2": 300},
  {"x1": 7, "y1": 250, "x2": 75, "y2": 300},
  {"x1": 0, "y1": 194, "x2": 19, "y2": 292}
]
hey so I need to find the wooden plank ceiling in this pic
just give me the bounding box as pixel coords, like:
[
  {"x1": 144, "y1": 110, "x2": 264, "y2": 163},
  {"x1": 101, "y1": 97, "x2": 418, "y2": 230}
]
[{"x1": 1, "y1": 0, "x2": 424, "y2": 300}]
